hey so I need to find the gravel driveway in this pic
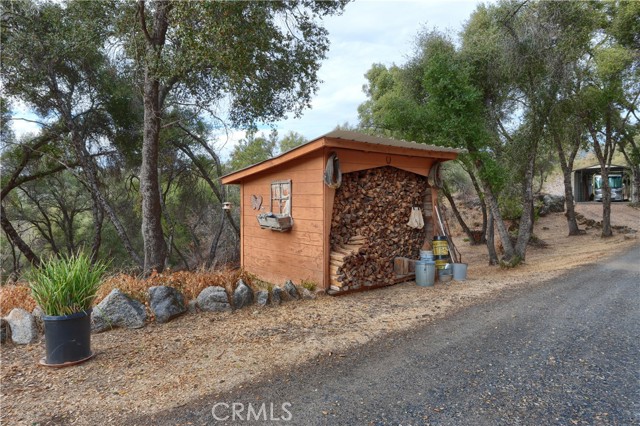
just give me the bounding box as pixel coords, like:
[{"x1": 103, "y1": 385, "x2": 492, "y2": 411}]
[
  {"x1": 575, "y1": 202, "x2": 638, "y2": 230},
  {"x1": 140, "y1": 245, "x2": 640, "y2": 425}
]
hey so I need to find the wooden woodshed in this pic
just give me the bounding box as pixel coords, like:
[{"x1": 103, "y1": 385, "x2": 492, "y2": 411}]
[{"x1": 221, "y1": 130, "x2": 461, "y2": 293}]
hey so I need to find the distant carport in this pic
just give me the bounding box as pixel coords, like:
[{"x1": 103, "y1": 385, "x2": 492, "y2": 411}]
[{"x1": 573, "y1": 164, "x2": 630, "y2": 202}]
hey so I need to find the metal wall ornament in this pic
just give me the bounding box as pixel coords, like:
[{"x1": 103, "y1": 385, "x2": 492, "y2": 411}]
[{"x1": 250, "y1": 195, "x2": 263, "y2": 210}]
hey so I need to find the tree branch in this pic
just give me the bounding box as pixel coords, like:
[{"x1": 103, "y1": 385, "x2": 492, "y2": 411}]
[{"x1": 137, "y1": 1, "x2": 153, "y2": 45}]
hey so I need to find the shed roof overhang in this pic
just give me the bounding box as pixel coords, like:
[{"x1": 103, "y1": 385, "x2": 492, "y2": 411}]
[
  {"x1": 221, "y1": 130, "x2": 464, "y2": 184},
  {"x1": 573, "y1": 164, "x2": 629, "y2": 173}
]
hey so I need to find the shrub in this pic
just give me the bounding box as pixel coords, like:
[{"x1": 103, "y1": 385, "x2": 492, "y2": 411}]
[
  {"x1": 300, "y1": 279, "x2": 317, "y2": 292},
  {"x1": 29, "y1": 253, "x2": 108, "y2": 316},
  {"x1": 96, "y1": 273, "x2": 149, "y2": 304},
  {"x1": 499, "y1": 197, "x2": 523, "y2": 221},
  {"x1": 96, "y1": 268, "x2": 255, "y2": 304}
]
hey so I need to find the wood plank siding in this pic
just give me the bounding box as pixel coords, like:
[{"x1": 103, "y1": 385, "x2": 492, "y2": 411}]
[
  {"x1": 220, "y1": 131, "x2": 462, "y2": 292},
  {"x1": 328, "y1": 147, "x2": 435, "y2": 176},
  {"x1": 240, "y1": 153, "x2": 325, "y2": 286}
]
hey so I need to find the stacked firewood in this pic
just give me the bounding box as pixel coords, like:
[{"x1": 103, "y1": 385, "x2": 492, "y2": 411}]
[{"x1": 329, "y1": 167, "x2": 428, "y2": 292}]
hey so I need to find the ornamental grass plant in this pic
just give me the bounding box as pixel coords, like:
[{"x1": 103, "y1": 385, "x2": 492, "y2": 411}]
[{"x1": 29, "y1": 253, "x2": 108, "y2": 316}]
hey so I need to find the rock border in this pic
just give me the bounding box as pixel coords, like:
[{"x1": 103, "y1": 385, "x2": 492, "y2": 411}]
[{"x1": 1, "y1": 280, "x2": 316, "y2": 344}]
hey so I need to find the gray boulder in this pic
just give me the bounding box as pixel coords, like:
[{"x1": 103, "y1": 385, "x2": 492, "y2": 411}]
[
  {"x1": 538, "y1": 194, "x2": 565, "y2": 216},
  {"x1": 300, "y1": 287, "x2": 316, "y2": 300},
  {"x1": 187, "y1": 299, "x2": 199, "y2": 314},
  {"x1": 284, "y1": 280, "x2": 300, "y2": 300},
  {"x1": 32, "y1": 306, "x2": 45, "y2": 333},
  {"x1": 256, "y1": 290, "x2": 269, "y2": 306},
  {"x1": 196, "y1": 286, "x2": 231, "y2": 313},
  {"x1": 271, "y1": 286, "x2": 283, "y2": 305},
  {"x1": 233, "y1": 280, "x2": 253, "y2": 310},
  {"x1": 148, "y1": 286, "x2": 186, "y2": 323},
  {"x1": 92, "y1": 289, "x2": 147, "y2": 332},
  {"x1": 5, "y1": 308, "x2": 38, "y2": 344},
  {"x1": 1, "y1": 318, "x2": 10, "y2": 344}
]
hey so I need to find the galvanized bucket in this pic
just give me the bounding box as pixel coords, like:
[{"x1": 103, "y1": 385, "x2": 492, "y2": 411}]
[
  {"x1": 415, "y1": 260, "x2": 436, "y2": 287},
  {"x1": 452, "y1": 263, "x2": 468, "y2": 281}
]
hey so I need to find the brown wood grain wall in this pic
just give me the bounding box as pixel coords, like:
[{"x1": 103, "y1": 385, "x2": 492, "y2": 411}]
[
  {"x1": 241, "y1": 153, "x2": 325, "y2": 287},
  {"x1": 239, "y1": 143, "x2": 441, "y2": 290},
  {"x1": 330, "y1": 148, "x2": 435, "y2": 177}
]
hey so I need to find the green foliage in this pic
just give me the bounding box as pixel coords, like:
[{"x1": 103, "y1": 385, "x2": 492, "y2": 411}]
[
  {"x1": 358, "y1": 29, "x2": 495, "y2": 172},
  {"x1": 607, "y1": 0, "x2": 640, "y2": 50},
  {"x1": 278, "y1": 131, "x2": 307, "y2": 154},
  {"x1": 228, "y1": 131, "x2": 278, "y2": 171},
  {"x1": 1, "y1": 0, "x2": 114, "y2": 116},
  {"x1": 300, "y1": 279, "x2": 317, "y2": 292},
  {"x1": 0, "y1": 96, "x2": 15, "y2": 145},
  {"x1": 498, "y1": 197, "x2": 523, "y2": 222},
  {"x1": 499, "y1": 255, "x2": 523, "y2": 269},
  {"x1": 29, "y1": 253, "x2": 108, "y2": 316},
  {"x1": 124, "y1": 1, "x2": 349, "y2": 128},
  {"x1": 441, "y1": 161, "x2": 474, "y2": 198}
]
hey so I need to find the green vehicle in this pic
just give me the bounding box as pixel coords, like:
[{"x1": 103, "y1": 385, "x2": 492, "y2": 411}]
[{"x1": 592, "y1": 173, "x2": 629, "y2": 202}]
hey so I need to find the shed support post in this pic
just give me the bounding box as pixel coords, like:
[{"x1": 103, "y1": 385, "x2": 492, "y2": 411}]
[{"x1": 422, "y1": 185, "x2": 435, "y2": 249}]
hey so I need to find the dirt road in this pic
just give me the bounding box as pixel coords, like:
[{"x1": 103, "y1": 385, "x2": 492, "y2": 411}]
[{"x1": 141, "y1": 245, "x2": 640, "y2": 425}]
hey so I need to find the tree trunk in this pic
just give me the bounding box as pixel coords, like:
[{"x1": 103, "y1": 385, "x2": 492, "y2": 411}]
[
  {"x1": 632, "y1": 167, "x2": 640, "y2": 203},
  {"x1": 479, "y1": 176, "x2": 514, "y2": 262},
  {"x1": 468, "y1": 150, "x2": 513, "y2": 261},
  {"x1": 514, "y1": 148, "x2": 537, "y2": 261},
  {"x1": 554, "y1": 134, "x2": 581, "y2": 235},
  {"x1": 9, "y1": 239, "x2": 21, "y2": 277},
  {"x1": 70, "y1": 132, "x2": 143, "y2": 266},
  {"x1": 600, "y1": 166, "x2": 613, "y2": 237},
  {"x1": 206, "y1": 209, "x2": 226, "y2": 269},
  {"x1": 0, "y1": 203, "x2": 41, "y2": 267},
  {"x1": 485, "y1": 208, "x2": 498, "y2": 265},
  {"x1": 620, "y1": 143, "x2": 640, "y2": 203},
  {"x1": 467, "y1": 170, "x2": 488, "y2": 244},
  {"x1": 138, "y1": 0, "x2": 172, "y2": 275},
  {"x1": 89, "y1": 194, "x2": 104, "y2": 264},
  {"x1": 561, "y1": 165, "x2": 580, "y2": 235},
  {"x1": 441, "y1": 182, "x2": 477, "y2": 244},
  {"x1": 172, "y1": 241, "x2": 190, "y2": 271},
  {"x1": 588, "y1": 123, "x2": 614, "y2": 238},
  {"x1": 19, "y1": 187, "x2": 60, "y2": 255},
  {"x1": 141, "y1": 73, "x2": 168, "y2": 274}
]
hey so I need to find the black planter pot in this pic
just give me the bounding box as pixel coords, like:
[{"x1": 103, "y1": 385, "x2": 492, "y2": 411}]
[{"x1": 41, "y1": 309, "x2": 94, "y2": 367}]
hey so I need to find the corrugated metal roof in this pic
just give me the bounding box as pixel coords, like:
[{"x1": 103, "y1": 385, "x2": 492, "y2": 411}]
[{"x1": 321, "y1": 130, "x2": 463, "y2": 154}]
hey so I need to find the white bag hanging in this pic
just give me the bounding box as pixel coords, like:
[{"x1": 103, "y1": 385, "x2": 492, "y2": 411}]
[{"x1": 407, "y1": 207, "x2": 424, "y2": 229}]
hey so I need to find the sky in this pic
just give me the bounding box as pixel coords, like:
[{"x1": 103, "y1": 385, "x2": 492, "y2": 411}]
[
  {"x1": 270, "y1": 0, "x2": 482, "y2": 142},
  {"x1": 9, "y1": 0, "x2": 484, "y2": 158}
]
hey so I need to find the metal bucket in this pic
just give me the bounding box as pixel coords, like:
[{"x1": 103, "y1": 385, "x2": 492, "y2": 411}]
[
  {"x1": 420, "y1": 250, "x2": 434, "y2": 260},
  {"x1": 415, "y1": 260, "x2": 436, "y2": 287},
  {"x1": 438, "y1": 265, "x2": 453, "y2": 284},
  {"x1": 452, "y1": 263, "x2": 468, "y2": 281}
]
